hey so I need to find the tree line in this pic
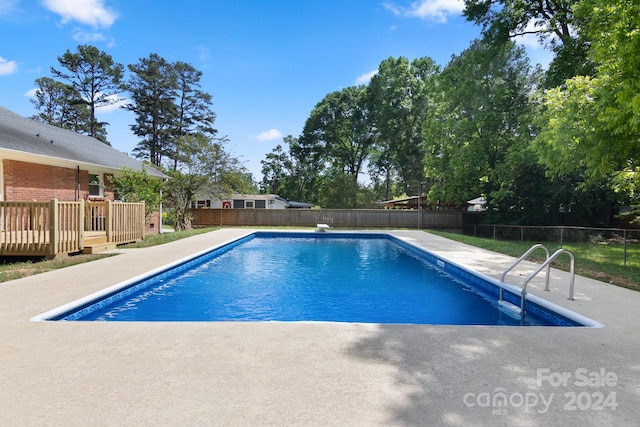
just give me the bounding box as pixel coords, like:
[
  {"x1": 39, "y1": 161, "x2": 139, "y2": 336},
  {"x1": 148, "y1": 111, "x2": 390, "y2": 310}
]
[
  {"x1": 260, "y1": 0, "x2": 639, "y2": 227},
  {"x1": 30, "y1": 45, "x2": 253, "y2": 230}
]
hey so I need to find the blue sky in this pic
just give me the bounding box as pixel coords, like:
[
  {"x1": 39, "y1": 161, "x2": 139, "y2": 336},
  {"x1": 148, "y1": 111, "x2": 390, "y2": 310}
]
[{"x1": 0, "y1": 0, "x2": 551, "y2": 181}]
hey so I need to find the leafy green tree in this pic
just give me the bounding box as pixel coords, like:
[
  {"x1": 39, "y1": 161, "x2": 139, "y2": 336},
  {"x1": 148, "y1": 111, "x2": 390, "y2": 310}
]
[
  {"x1": 462, "y1": 0, "x2": 593, "y2": 87},
  {"x1": 30, "y1": 76, "x2": 90, "y2": 133},
  {"x1": 301, "y1": 86, "x2": 375, "y2": 207},
  {"x1": 289, "y1": 134, "x2": 324, "y2": 204},
  {"x1": 368, "y1": 56, "x2": 439, "y2": 196},
  {"x1": 536, "y1": 0, "x2": 640, "y2": 223},
  {"x1": 51, "y1": 44, "x2": 124, "y2": 144},
  {"x1": 463, "y1": 0, "x2": 575, "y2": 47},
  {"x1": 123, "y1": 53, "x2": 177, "y2": 166},
  {"x1": 260, "y1": 143, "x2": 292, "y2": 195},
  {"x1": 423, "y1": 39, "x2": 541, "y2": 211},
  {"x1": 109, "y1": 167, "x2": 165, "y2": 220},
  {"x1": 575, "y1": 0, "x2": 640, "y2": 151},
  {"x1": 260, "y1": 135, "x2": 322, "y2": 204},
  {"x1": 316, "y1": 171, "x2": 355, "y2": 209},
  {"x1": 164, "y1": 134, "x2": 250, "y2": 230}
]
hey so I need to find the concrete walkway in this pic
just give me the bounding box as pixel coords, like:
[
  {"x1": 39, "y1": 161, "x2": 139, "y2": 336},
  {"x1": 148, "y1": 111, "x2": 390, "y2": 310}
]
[{"x1": 1, "y1": 229, "x2": 639, "y2": 426}]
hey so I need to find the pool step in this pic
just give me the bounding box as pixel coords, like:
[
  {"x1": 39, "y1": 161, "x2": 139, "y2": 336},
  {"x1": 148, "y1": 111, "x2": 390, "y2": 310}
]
[{"x1": 498, "y1": 299, "x2": 522, "y2": 318}]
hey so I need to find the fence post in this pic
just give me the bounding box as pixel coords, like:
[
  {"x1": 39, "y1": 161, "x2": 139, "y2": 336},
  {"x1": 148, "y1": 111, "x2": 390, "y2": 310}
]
[
  {"x1": 49, "y1": 199, "x2": 58, "y2": 256},
  {"x1": 521, "y1": 226, "x2": 524, "y2": 241},
  {"x1": 560, "y1": 226, "x2": 564, "y2": 248},
  {"x1": 623, "y1": 229, "x2": 627, "y2": 267},
  {"x1": 493, "y1": 225, "x2": 496, "y2": 239}
]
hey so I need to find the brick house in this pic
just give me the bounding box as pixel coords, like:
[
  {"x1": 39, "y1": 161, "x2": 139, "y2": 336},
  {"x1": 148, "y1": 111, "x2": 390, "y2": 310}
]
[{"x1": 0, "y1": 106, "x2": 167, "y2": 234}]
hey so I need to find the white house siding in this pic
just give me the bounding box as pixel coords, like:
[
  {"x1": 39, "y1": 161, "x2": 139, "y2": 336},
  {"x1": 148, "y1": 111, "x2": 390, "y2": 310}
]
[{"x1": 198, "y1": 194, "x2": 289, "y2": 209}]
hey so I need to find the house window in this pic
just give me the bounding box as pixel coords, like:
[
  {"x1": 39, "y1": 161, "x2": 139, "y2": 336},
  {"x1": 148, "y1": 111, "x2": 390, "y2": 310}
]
[
  {"x1": 196, "y1": 200, "x2": 210, "y2": 208},
  {"x1": 245, "y1": 200, "x2": 255, "y2": 209},
  {"x1": 233, "y1": 200, "x2": 244, "y2": 209},
  {"x1": 255, "y1": 200, "x2": 266, "y2": 209},
  {"x1": 89, "y1": 174, "x2": 103, "y2": 197}
]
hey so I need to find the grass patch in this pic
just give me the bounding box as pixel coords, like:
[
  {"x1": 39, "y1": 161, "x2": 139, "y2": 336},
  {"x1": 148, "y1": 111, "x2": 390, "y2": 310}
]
[
  {"x1": 427, "y1": 230, "x2": 640, "y2": 290},
  {"x1": 0, "y1": 227, "x2": 220, "y2": 283},
  {"x1": 119, "y1": 227, "x2": 219, "y2": 248},
  {"x1": 0, "y1": 253, "x2": 116, "y2": 283}
]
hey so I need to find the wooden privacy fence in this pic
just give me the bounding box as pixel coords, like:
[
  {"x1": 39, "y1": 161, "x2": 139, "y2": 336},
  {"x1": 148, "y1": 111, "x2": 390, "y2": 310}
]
[
  {"x1": 0, "y1": 199, "x2": 145, "y2": 257},
  {"x1": 191, "y1": 208, "x2": 464, "y2": 230}
]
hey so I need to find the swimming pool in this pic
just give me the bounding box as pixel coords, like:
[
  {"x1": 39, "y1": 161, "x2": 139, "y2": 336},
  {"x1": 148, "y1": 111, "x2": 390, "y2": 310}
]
[{"x1": 36, "y1": 232, "x2": 600, "y2": 326}]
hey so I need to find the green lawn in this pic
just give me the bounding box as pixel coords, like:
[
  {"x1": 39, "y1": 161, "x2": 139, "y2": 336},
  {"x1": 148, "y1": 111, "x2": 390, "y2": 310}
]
[
  {"x1": 119, "y1": 226, "x2": 219, "y2": 248},
  {"x1": 0, "y1": 227, "x2": 220, "y2": 283},
  {"x1": 427, "y1": 230, "x2": 640, "y2": 290}
]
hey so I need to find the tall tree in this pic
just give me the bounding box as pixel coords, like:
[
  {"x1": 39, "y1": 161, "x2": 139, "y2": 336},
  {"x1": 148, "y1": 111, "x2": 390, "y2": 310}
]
[
  {"x1": 462, "y1": 0, "x2": 594, "y2": 87},
  {"x1": 535, "y1": 0, "x2": 640, "y2": 222},
  {"x1": 30, "y1": 76, "x2": 90, "y2": 133},
  {"x1": 260, "y1": 143, "x2": 293, "y2": 195},
  {"x1": 171, "y1": 61, "x2": 218, "y2": 170},
  {"x1": 51, "y1": 44, "x2": 124, "y2": 144},
  {"x1": 288, "y1": 135, "x2": 324, "y2": 204},
  {"x1": 301, "y1": 86, "x2": 375, "y2": 207},
  {"x1": 368, "y1": 56, "x2": 439, "y2": 196},
  {"x1": 123, "y1": 53, "x2": 177, "y2": 166},
  {"x1": 423, "y1": 39, "x2": 541, "y2": 210}
]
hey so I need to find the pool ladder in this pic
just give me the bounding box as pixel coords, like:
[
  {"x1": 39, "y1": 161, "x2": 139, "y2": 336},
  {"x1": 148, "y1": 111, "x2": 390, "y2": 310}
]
[{"x1": 498, "y1": 244, "x2": 576, "y2": 319}]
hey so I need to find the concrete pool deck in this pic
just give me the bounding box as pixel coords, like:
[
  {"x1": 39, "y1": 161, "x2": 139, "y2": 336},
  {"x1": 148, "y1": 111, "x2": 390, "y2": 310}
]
[{"x1": 1, "y1": 228, "x2": 639, "y2": 426}]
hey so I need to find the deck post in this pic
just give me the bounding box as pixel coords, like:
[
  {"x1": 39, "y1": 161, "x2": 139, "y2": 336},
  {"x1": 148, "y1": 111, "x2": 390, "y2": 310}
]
[
  {"x1": 49, "y1": 199, "x2": 58, "y2": 257},
  {"x1": 141, "y1": 201, "x2": 146, "y2": 239},
  {"x1": 106, "y1": 200, "x2": 113, "y2": 242},
  {"x1": 78, "y1": 199, "x2": 85, "y2": 249}
]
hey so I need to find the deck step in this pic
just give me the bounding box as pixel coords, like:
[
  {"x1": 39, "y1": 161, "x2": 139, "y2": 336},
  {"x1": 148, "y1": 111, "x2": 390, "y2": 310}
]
[
  {"x1": 84, "y1": 236, "x2": 108, "y2": 246},
  {"x1": 82, "y1": 242, "x2": 118, "y2": 254}
]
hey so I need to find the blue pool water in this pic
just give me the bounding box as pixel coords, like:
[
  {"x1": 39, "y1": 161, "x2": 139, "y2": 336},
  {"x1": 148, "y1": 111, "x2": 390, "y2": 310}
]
[{"x1": 53, "y1": 233, "x2": 585, "y2": 326}]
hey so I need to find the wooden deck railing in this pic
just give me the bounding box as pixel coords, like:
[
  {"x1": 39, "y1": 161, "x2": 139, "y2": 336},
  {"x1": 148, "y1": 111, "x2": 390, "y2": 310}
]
[
  {"x1": 86, "y1": 200, "x2": 146, "y2": 244},
  {"x1": 0, "y1": 199, "x2": 145, "y2": 257}
]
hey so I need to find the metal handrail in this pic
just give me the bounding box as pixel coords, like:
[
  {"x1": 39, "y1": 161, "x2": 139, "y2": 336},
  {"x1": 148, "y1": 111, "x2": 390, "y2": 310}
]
[
  {"x1": 499, "y1": 244, "x2": 550, "y2": 302},
  {"x1": 520, "y1": 249, "x2": 576, "y2": 317}
]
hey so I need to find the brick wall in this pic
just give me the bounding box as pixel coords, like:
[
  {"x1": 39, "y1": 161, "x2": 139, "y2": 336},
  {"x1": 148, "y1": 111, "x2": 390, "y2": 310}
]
[{"x1": 3, "y1": 160, "x2": 114, "y2": 201}]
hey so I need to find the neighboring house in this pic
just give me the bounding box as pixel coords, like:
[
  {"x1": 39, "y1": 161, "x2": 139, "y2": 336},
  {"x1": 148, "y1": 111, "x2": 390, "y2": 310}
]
[
  {"x1": 0, "y1": 106, "x2": 168, "y2": 233},
  {"x1": 196, "y1": 193, "x2": 313, "y2": 209},
  {"x1": 467, "y1": 196, "x2": 487, "y2": 212},
  {"x1": 380, "y1": 195, "x2": 427, "y2": 210}
]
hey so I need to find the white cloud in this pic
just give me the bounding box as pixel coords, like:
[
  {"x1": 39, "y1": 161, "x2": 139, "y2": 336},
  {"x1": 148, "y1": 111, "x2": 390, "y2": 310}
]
[
  {"x1": 384, "y1": 0, "x2": 464, "y2": 23},
  {"x1": 72, "y1": 28, "x2": 107, "y2": 43},
  {"x1": 356, "y1": 69, "x2": 378, "y2": 85},
  {"x1": 0, "y1": 56, "x2": 18, "y2": 75},
  {"x1": 253, "y1": 129, "x2": 283, "y2": 142},
  {"x1": 43, "y1": 0, "x2": 117, "y2": 28},
  {"x1": 24, "y1": 88, "x2": 38, "y2": 97}
]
